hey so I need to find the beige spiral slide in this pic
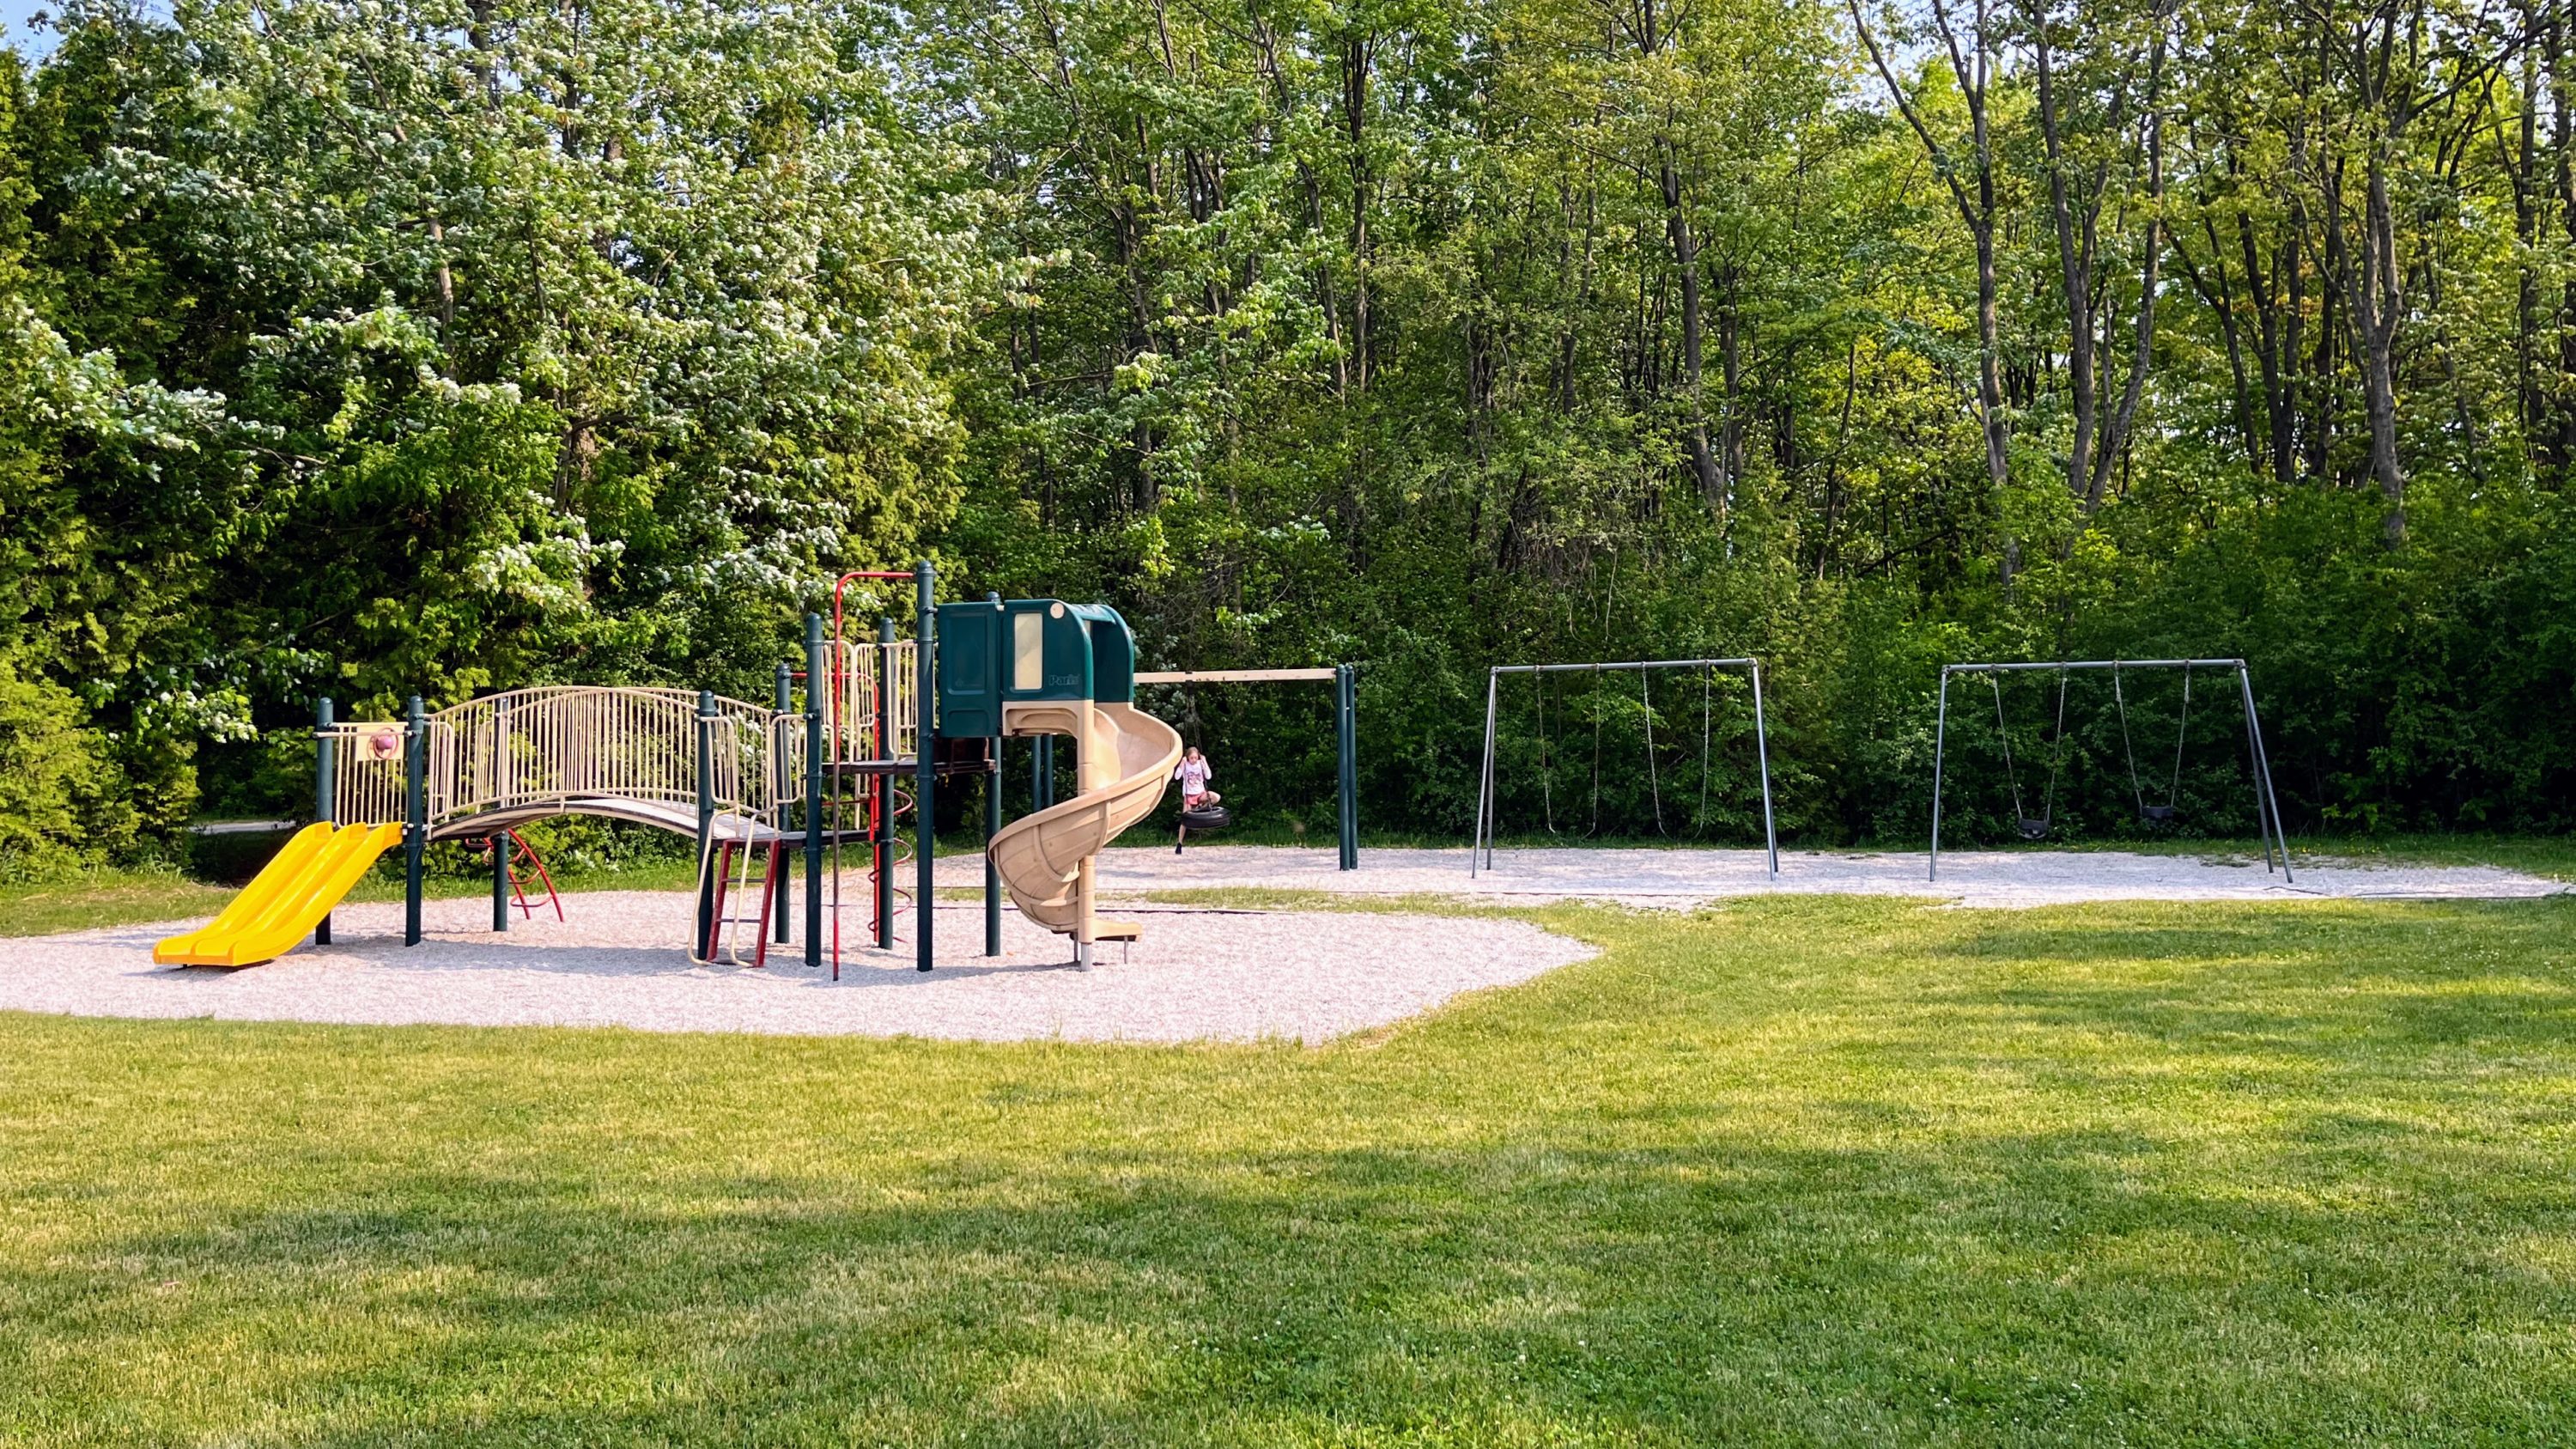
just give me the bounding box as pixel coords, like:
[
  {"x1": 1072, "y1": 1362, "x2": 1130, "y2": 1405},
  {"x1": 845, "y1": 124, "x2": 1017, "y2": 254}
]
[{"x1": 986, "y1": 701, "x2": 1182, "y2": 965}]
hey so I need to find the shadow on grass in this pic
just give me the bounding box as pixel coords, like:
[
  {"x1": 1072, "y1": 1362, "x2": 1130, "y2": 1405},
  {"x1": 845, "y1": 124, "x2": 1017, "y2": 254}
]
[
  {"x1": 9, "y1": 897, "x2": 2576, "y2": 1445},
  {"x1": 19, "y1": 1117, "x2": 2576, "y2": 1446}
]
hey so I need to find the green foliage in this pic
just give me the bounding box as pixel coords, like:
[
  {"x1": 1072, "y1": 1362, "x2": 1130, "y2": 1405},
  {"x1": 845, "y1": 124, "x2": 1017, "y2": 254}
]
[{"x1": 0, "y1": 0, "x2": 2571, "y2": 856}]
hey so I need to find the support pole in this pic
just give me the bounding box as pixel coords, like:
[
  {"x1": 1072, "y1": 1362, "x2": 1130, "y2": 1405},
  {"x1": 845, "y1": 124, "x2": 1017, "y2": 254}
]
[
  {"x1": 1484, "y1": 665, "x2": 1504, "y2": 866},
  {"x1": 314, "y1": 697, "x2": 335, "y2": 947},
  {"x1": 1336, "y1": 664, "x2": 1358, "y2": 870},
  {"x1": 2234, "y1": 665, "x2": 2277, "y2": 875},
  {"x1": 695, "y1": 689, "x2": 716, "y2": 956},
  {"x1": 915, "y1": 560, "x2": 937, "y2": 971},
  {"x1": 491, "y1": 834, "x2": 510, "y2": 932},
  {"x1": 875, "y1": 617, "x2": 896, "y2": 948},
  {"x1": 1034, "y1": 736, "x2": 1054, "y2": 809},
  {"x1": 774, "y1": 662, "x2": 793, "y2": 943},
  {"x1": 491, "y1": 705, "x2": 509, "y2": 932},
  {"x1": 1751, "y1": 662, "x2": 1779, "y2": 877},
  {"x1": 2239, "y1": 663, "x2": 2294, "y2": 883},
  {"x1": 804, "y1": 613, "x2": 825, "y2": 969},
  {"x1": 985, "y1": 592, "x2": 1003, "y2": 956},
  {"x1": 404, "y1": 695, "x2": 425, "y2": 947},
  {"x1": 1929, "y1": 670, "x2": 1951, "y2": 882}
]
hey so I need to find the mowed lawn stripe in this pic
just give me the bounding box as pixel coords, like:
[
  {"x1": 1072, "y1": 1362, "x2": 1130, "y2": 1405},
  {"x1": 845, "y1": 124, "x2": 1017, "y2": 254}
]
[{"x1": 3, "y1": 895, "x2": 2573, "y2": 1446}]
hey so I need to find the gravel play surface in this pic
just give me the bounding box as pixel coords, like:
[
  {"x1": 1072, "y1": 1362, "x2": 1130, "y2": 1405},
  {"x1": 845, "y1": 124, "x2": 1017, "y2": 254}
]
[
  {"x1": 12, "y1": 845, "x2": 2558, "y2": 1044},
  {"x1": 957, "y1": 843, "x2": 2573, "y2": 908},
  {"x1": 2, "y1": 893, "x2": 1595, "y2": 1044}
]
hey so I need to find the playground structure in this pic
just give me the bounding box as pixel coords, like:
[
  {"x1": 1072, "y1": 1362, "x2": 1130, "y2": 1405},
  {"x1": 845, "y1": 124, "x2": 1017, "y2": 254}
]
[
  {"x1": 1471, "y1": 658, "x2": 1780, "y2": 877},
  {"x1": 1929, "y1": 658, "x2": 2293, "y2": 882},
  {"x1": 158, "y1": 563, "x2": 1362, "y2": 971}
]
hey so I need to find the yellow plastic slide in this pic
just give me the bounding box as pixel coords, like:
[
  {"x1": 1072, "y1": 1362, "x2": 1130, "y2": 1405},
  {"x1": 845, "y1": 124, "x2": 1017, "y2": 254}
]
[
  {"x1": 155, "y1": 820, "x2": 404, "y2": 967},
  {"x1": 987, "y1": 702, "x2": 1181, "y2": 955}
]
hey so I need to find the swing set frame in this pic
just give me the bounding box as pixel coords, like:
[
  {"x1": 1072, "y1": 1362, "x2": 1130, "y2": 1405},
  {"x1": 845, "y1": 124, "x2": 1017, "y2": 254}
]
[
  {"x1": 1929, "y1": 658, "x2": 2293, "y2": 883},
  {"x1": 1472, "y1": 658, "x2": 1780, "y2": 878}
]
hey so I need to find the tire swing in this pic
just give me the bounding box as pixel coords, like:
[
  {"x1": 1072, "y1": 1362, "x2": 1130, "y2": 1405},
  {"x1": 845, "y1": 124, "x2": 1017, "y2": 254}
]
[
  {"x1": 1991, "y1": 667, "x2": 2071, "y2": 841},
  {"x1": 1170, "y1": 680, "x2": 1230, "y2": 848},
  {"x1": 2115, "y1": 661, "x2": 2191, "y2": 825}
]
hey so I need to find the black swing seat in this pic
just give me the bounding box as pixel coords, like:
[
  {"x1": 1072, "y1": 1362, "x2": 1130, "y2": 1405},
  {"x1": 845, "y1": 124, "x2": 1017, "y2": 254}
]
[
  {"x1": 2138, "y1": 804, "x2": 2180, "y2": 825},
  {"x1": 2017, "y1": 818, "x2": 2051, "y2": 841},
  {"x1": 1180, "y1": 805, "x2": 1233, "y2": 831}
]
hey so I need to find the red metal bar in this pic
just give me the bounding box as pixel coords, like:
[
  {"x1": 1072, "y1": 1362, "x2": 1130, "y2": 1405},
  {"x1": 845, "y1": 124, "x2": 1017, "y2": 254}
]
[
  {"x1": 505, "y1": 828, "x2": 564, "y2": 922},
  {"x1": 830, "y1": 569, "x2": 917, "y2": 653}
]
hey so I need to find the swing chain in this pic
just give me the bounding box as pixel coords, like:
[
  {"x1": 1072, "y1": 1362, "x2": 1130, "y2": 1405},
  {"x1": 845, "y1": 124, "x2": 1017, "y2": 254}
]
[
  {"x1": 2115, "y1": 662, "x2": 2144, "y2": 816},
  {"x1": 1586, "y1": 663, "x2": 1604, "y2": 838},
  {"x1": 2036, "y1": 667, "x2": 2071, "y2": 834},
  {"x1": 1641, "y1": 667, "x2": 1665, "y2": 835},
  {"x1": 1696, "y1": 663, "x2": 1713, "y2": 835},
  {"x1": 1990, "y1": 673, "x2": 2029, "y2": 828},
  {"x1": 2167, "y1": 664, "x2": 2193, "y2": 810},
  {"x1": 1536, "y1": 669, "x2": 1558, "y2": 835}
]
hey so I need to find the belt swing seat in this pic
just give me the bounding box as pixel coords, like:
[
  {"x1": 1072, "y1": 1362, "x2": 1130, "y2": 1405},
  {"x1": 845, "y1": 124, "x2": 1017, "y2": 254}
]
[
  {"x1": 1991, "y1": 667, "x2": 2070, "y2": 841},
  {"x1": 2115, "y1": 661, "x2": 2192, "y2": 826}
]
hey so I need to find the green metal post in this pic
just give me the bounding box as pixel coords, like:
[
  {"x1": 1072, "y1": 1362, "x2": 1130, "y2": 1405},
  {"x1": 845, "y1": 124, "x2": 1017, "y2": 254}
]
[
  {"x1": 490, "y1": 706, "x2": 509, "y2": 932},
  {"x1": 404, "y1": 695, "x2": 425, "y2": 947},
  {"x1": 695, "y1": 689, "x2": 717, "y2": 959},
  {"x1": 491, "y1": 832, "x2": 510, "y2": 932},
  {"x1": 804, "y1": 614, "x2": 825, "y2": 968},
  {"x1": 1034, "y1": 737, "x2": 1053, "y2": 808},
  {"x1": 985, "y1": 591, "x2": 1003, "y2": 956},
  {"x1": 314, "y1": 697, "x2": 335, "y2": 946},
  {"x1": 915, "y1": 560, "x2": 937, "y2": 971},
  {"x1": 1337, "y1": 664, "x2": 1358, "y2": 870}
]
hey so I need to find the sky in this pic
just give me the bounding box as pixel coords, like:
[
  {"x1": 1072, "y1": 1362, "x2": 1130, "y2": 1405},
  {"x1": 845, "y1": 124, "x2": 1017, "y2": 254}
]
[{"x1": 2, "y1": 0, "x2": 64, "y2": 57}]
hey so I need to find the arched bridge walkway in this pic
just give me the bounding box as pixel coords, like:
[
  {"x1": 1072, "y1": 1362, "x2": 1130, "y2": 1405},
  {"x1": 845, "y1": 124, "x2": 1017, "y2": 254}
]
[{"x1": 324, "y1": 685, "x2": 801, "y2": 842}]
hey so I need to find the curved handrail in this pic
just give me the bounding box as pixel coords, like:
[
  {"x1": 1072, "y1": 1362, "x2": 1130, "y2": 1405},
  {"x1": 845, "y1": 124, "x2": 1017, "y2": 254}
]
[{"x1": 326, "y1": 685, "x2": 781, "y2": 831}]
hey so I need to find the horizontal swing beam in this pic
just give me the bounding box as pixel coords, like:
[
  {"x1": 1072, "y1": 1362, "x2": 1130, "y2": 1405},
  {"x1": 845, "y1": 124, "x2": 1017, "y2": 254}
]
[
  {"x1": 1491, "y1": 658, "x2": 1760, "y2": 675},
  {"x1": 1135, "y1": 668, "x2": 1340, "y2": 684},
  {"x1": 1944, "y1": 659, "x2": 2247, "y2": 674}
]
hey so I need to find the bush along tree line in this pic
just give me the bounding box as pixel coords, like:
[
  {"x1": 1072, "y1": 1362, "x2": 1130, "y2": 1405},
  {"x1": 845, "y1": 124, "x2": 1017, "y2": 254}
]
[{"x1": 0, "y1": 0, "x2": 2570, "y2": 876}]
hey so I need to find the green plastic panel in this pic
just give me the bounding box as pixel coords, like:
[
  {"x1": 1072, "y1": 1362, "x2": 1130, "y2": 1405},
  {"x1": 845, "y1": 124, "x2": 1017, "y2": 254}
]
[
  {"x1": 935, "y1": 597, "x2": 1142, "y2": 735},
  {"x1": 933, "y1": 599, "x2": 1004, "y2": 739}
]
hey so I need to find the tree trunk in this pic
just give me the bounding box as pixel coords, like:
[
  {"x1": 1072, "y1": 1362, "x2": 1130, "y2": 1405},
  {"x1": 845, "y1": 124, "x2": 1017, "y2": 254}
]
[
  {"x1": 2348, "y1": 157, "x2": 2407, "y2": 543},
  {"x1": 1659, "y1": 149, "x2": 1722, "y2": 514},
  {"x1": 2086, "y1": 107, "x2": 2161, "y2": 514},
  {"x1": 1342, "y1": 31, "x2": 1373, "y2": 396},
  {"x1": 2033, "y1": 27, "x2": 2099, "y2": 508}
]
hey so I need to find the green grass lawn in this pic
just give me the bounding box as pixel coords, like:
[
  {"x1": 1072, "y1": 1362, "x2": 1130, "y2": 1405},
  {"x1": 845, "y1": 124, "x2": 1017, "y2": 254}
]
[{"x1": 5, "y1": 894, "x2": 2575, "y2": 1444}]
